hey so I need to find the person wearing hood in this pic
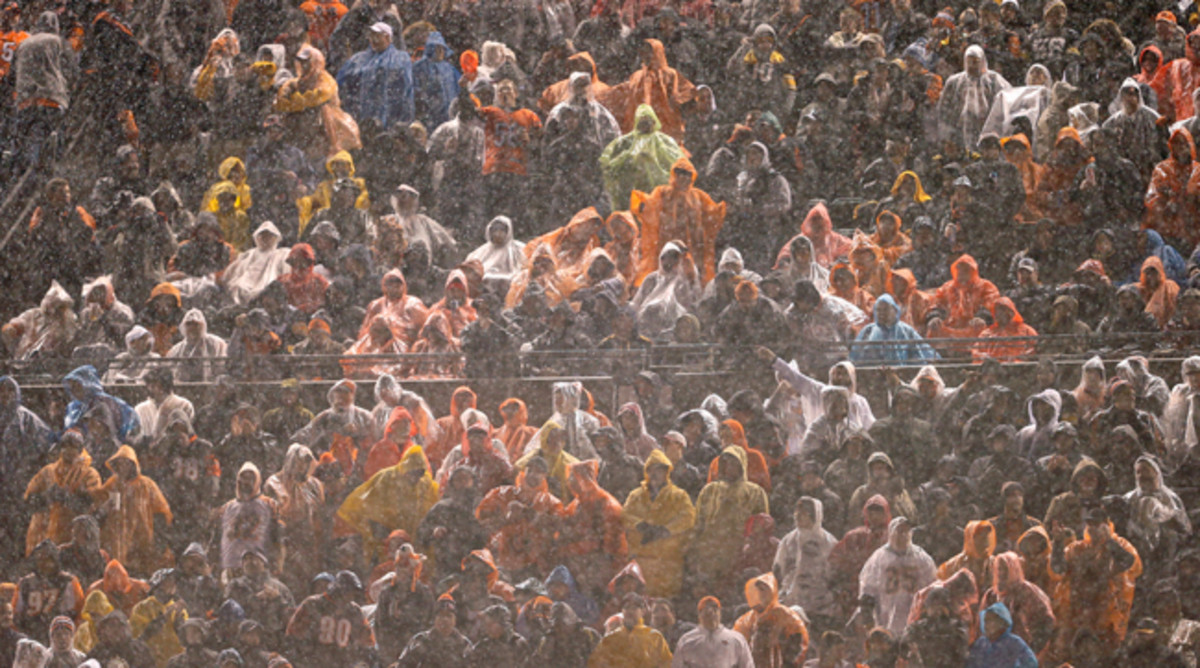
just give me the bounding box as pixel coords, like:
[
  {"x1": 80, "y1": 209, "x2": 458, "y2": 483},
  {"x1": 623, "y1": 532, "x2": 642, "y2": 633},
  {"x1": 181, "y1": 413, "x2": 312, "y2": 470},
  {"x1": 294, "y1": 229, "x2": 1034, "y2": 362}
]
[
  {"x1": 594, "y1": 426, "x2": 643, "y2": 502},
  {"x1": 275, "y1": 45, "x2": 361, "y2": 160},
  {"x1": 1162, "y1": 356, "x2": 1200, "y2": 460},
  {"x1": 62, "y1": 365, "x2": 140, "y2": 443},
  {"x1": 105, "y1": 326, "x2": 159, "y2": 385},
  {"x1": 465, "y1": 216, "x2": 526, "y2": 283},
  {"x1": 892, "y1": 218, "x2": 951, "y2": 291},
  {"x1": 976, "y1": 551, "x2": 1055, "y2": 656},
  {"x1": 173, "y1": 543, "x2": 220, "y2": 620},
  {"x1": 74, "y1": 276, "x2": 134, "y2": 352},
  {"x1": 478, "y1": 77, "x2": 542, "y2": 225},
  {"x1": 901, "y1": 584, "x2": 971, "y2": 668},
  {"x1": 1116, "y1": 354, "x2": 1172, "y2": 415},
  {"x1": 938, "y1": 46, "x2": 1011, "y2": 151},
  {"x1": 615, "y1": 403, "x2": 657, "y2": 461},
  {"x1": 1124, "y1": 455, "x2": 1191, "y2": 581},
  {"x1": 476, "y1": 454, "x2": 563, "y2": 575},
  {"x1": 631, "y1": 242, "x2": 702, "y2": 341},
  {"x1": 87, "y1": 610, "x2": 156, "y2": 668},
  {"x1": 849, "y1": 450, "x2": 920, "y2": 523},
  {"x1": 2, "y1": 281, "x2": 77, "y2": 362},
  {"x1": 96, "y1": 446, "x2": 172, "y2": 576},
  {"x1": 965, "y1": 602, "x2": 1038, "y2": 668},
  {"x1": 127, "y1": 569, "x2": 186, "y2": 666},
  {"x1": 966, "y1": 424, "x2": 1034, "y2": 515},
  {"x1": 290, "y1": 379, "x2": 374, "y2": 458},
  {"x1": 372, "y1": 543, "x2": 434, "y2": 660},
  {"x1": 1151, "y1": 27, "x2": 1200, "y2": 122},
  {"x1": 361, "y1": 269, "x2": 429, "y2": 348},
  {"x1": 11, "y1": 10, "x2": 69, "y2": 172},
  {"x1": 1014, "y1": 388, "x2": 1062, "y2": 462},
  {"x1": 213, "y1": 461, "x2": 280, "y2": 576},
  {"x1": 730, "y1": 573, "x2": 807, "y2": 667},
  {"x1": 1138, "y1": 255, "x2": 1181, "y2": 327},
  {"x1": 1042, "y1": 456, "x2": 1109, "y2": 538},
  {"x1": 759, "y1": 348, "x2": 876, "y2": 432},
  {"x1": 851, "y1": 293, "x2": 938, "y2": 365},
  {"x1": 630, "y1": 157, "x2": 725, "y2": 283},
  {"x1": 860, "y1": 516, "x2": 938, "y2": 636},
  {"x1": 689, "y1": 447, "x2": 768, "y2": 598},
  {"x1": 1103, "y1": 77, "x2": 1165, "y2": 176},
  {"x1": 587, "y1": 593, "x2": 672, "y2": 667},
  {"x1": 622, "y1": 449, "x2": 696, "y2": 599},
  {"x1": 165, "y1": 617, "x2": 215, "y2": 668},
  {"x1": 87, "y1": 559, "x2": 151, "y2": 619},
  {"x1": 2, "y1": 375, "x2": 54, "y2": 543},
  {"x1": 927, "y1": 255, "x2": 1000, "y2": 339},
  {"x1": 412, "y1": 32, "x2": 460, "y2": 130},
  {"x1": 276, "y1": 243, "x2": 330, "y2": 315},
  {"x1": 774, "y1": 496, "x2": 839, "y2": 626},
  {"x1": 1051, "y1": 506, "x2": 1142, "y2": 652},
  {"x1": 338, "y1": 446, "x2": 440, "y2": 562},
  {"x1": 725, "y1": 141, "x2": 792, "y2": 269},
  {"x1": 263, "y1": 444, "x2": 325, "y2": 592},
  {"x1": 1145, "y1": 128, "x2": 1200, "y2": 248},
  {"x1": 938, "y1": 520, "x2": 997, "y2": 592},
  {"x1": 558, "y1": 460, "x2": 628, "y2": 596},
  {"x1": 600, "y1": 39, "x2": 696, "y2": 142},
  {"x1": 221, "y1": 222, "x2": 290, "y2": 306},
  {"x1": 285, "y1": 571, "x2": 375, "y2": 668},
  {"x1": 598, "y1": 104, "x2": 684, "y2": 213},
  {"x1": 165, "y1": 310, "x2": 227, "y2": 383},
  {"x1": 336, "y1": 22, "x2": 414, "y2": 130},
  {"x1": 132, "y1": 368, "x2": 194, "y2": 447},
  {"x1": 418, "y1": 464, "x2": 490, "y2": 579}
]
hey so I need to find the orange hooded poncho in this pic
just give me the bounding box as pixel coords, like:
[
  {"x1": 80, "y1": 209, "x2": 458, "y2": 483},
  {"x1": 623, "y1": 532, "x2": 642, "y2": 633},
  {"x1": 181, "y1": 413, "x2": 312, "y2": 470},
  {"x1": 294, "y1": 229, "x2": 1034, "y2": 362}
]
[
  {"x1": 1003, "y1": 134, "x2": 1045, "y2": 223},
  {"x1": 604, "y1": 211, "x2": 641, "y2": 286},
  {"x1": 1150, "y1": 27, "x2": 1200, "y2": 121},
  {"x1": 937, "y1": 520, "x2": 997, "y2": 587},
  {"x1": 1052, "y1": 522, "x2": 1142, "y2": 651},
  {"x1": 868, "y1": 211, "x2": 912, "y2": 268},
  {"x1": 427, "y1": 270, "x2": 478, "y2": 337},
  {"x1": 427, "y1": 387, "x2": 477, "y2": 472},
  {"x1": 24, "y1": 437, "x2": 102, "y2": 554},
  {"x1": 96, "y1": 446, "x2": 173, "y2": 575},
  {"x1": 630, "y1": 157, "x2": 726, "y2": 284},
  {"x1": 558, "y1": 460, "x2": 628, "y2": 586},
  {"x1": 972, "y1": 297, "x2": 1038, "y2": 362},
  {"x1": 476, "y1": 468, "x2": 564, "y2": 573},
  {"x1": 505, "y1": 244, "x2": 579, "y2": 309},
  {"x1": 1139, "y1": 255, "x2": 1180, "y2": 327},
  {"x1": 830, "y1": 263, "x2": 876, "y2": 316},
  {"x1": 85, "y1": 559, "x2": 149, "y2": 616},
  {"x1": 361, "y1": 269, "x2": 429, "y2": 345},
  {"x1": 538, "y1": 52, "x2": 611, "y2": 113},
  {"x1": 1035, "y1": 126, "x2": 1091, "y2": 227},
  {"x1": 795, "y1": 202, "x2": 853, "y2": 269},
  {"x1": 599, "y1": 39, "x2": 697, "y2": 141},
  {"x1": 525, "y1": 207, "x2": 605, "y2": 283},
  {"x1": 496, "y1": 398, "x2": 538, "y2": 462},
  {"x1": 1147, "y1": 127, "x2": 1200, "y2": 244},
  {"x1": 888, "y1": 268, "x2": 931, "y2": 332},
  {"x1": 930, "y1": 255, "x2": 1000, "y2": 337},
  {"x1": 364, "y1": 408, "x2": 416, "y2": 480},
  {"x1": 733, "y1": 573, "x2": 810, "y2": 668},
  {"x1": 849, "y1": 231, "x2": 892, "y2": 296}
]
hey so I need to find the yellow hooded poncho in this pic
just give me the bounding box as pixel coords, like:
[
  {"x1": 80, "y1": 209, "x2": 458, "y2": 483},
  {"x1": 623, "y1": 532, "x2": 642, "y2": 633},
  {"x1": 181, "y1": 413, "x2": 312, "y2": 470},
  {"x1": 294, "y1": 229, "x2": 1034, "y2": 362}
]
[
  {"x1": 621, "y1": 449, "x2": 695, "y2": 598},
  {"x1": 130, "y1": 585, "x2": 188, "y2": 667},
  {"x1": 338, "y1": 445, "x2": 440, "y2": 561},
  {"x1": 74, "y1": 590, "x2": 114, "y2": 653},
  {"x1": 514, "y1": 421, "x2": 579, "y2": 502},
  {"x1": 203, "y1": 156, "x2": 252, "y2": 213},
  {"x1": 690, "y1": 446, "x2": 768, "y2": 581}
]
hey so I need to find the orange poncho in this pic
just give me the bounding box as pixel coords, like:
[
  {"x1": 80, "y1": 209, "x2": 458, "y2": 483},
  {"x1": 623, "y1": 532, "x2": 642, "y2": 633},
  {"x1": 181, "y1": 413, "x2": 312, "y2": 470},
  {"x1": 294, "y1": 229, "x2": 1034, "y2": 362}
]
[
  {"x1": 1034, "y1": 127, "x2": 1090, "y2": 227},
  {"x1": 364, "y1": 408, "x2": 416, "y2": 480},
  {"x1": 496, "y1": 398, "x2": 538, "y2": 462},
  {"x1": 1146, "y1": 128, "x2": 1200, "y2": 245},
  {"x1": 427, "y1": 387, "x2": 477, "y2": 472},
  {"x1": 849, "y1": 231, "x2": 892, "y2": 297},
  {"x1": 972, "y1": 297, "x2": 1038, "y2": 362},
  {"x1": 476, "y1": 469, "x2": 564, "y2": 573},
  {"x1": 558, "y1": 460, "x2": 628, "y2": 590},
  {"x1": 830, "y1": 263, "x2": 876, "y2": 316},
  {"x1": 24, "y1": 444, "x2": 102, "y2": 554},
  {"x1": 733, "y1": 573, "x2": 810, "y2": 668},
  {"x1": 96, "y1": 446, "x2": 173, "y2": 576},
  {"x1": 1139, "y1": 255, "x2": 1180, "y2": 327},
  {"x1": 537, "y1": 52, "x2": 611, "y2": 113},
  {"x1": 868, "y1": 211, "x2": 912, "y2": 268},
  {"x1": 604, "y1": 211, "x2": 641, "y2": 286},
  {"x1": 505, "y1": 245, "x2": 579, "y2": 309},
  {"x1": 930, "y1": 255, "x2": 1000, "y2": 337},
  {"x1": 525, "y1": 207, "x2": 605, "y2": 283},
  {"x1": 1003, "y1": 134, "x2": 1045, "y2": 223},
  {"x1": 706, "y1": 420, "x2": 772, "y2": 492},
  {"x1": 427, "y1": 270, "x2": 478, "y2": 337},
  {"x1": 888, "y1": 268, "x2": 931, "y2": 332},
  {"x1": 796, "y1": 202, "x2": 853, "y2": 269},
  {"x1": 598, "y1": 39, "x2": 696, "y2": 141},
  {"x1": 1052, "y1": 525, "x2": 1142, "y2": 651},
  {"x1": 1150, "y1": 28, "x2": 1200, "y2": 121},
  {"x1": 630, "y1": 157, "x2": 725, "y2": 284},
  {"x1": 361, "y1": 269, "x2": 430, "y2": 345}
]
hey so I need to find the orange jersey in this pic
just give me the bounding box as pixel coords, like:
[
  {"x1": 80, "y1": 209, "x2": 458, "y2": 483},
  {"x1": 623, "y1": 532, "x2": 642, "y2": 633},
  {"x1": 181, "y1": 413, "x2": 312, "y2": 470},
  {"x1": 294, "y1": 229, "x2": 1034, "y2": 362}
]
[
  {"x1": 0, "y1": 30, "x2": 28, "y2": 78},
  {"x1": 479, "y1": 106, "x2": 541, "y2": 175},
  {"x1": 299, "y1": 0, "x2": 347, "y2": 48}
]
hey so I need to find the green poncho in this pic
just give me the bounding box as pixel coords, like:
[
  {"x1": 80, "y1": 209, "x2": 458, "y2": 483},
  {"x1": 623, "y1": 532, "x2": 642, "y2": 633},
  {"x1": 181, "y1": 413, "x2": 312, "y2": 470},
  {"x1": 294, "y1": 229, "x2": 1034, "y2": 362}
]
[{"x1": 598, "y1": 104, "x2": 685, "y2": 211}]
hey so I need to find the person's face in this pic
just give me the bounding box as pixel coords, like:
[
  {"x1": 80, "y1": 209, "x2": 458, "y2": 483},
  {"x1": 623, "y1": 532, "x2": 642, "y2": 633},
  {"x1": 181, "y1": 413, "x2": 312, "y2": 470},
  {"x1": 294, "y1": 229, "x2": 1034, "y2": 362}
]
[
  {"x1": 1032, "y1": 401, "x2": 1055, "y2": 426},
  {"x1": 331, "y1": 388, "x2": 354, "y2": 410},
  {"x1": 1144, "y1": 266, "x2": 1163, "y2": 291},
  {"x1": 647, "y1": 462, "x2": 669, "y2": 488},
  {"x1": 866, "y1": 506, "x2": 887, "y2": 529},
  {"x1": 990, "y1": 434, "x2": 1011, "y2": 455},
  {"x1": 545, "y1": 430, "x2": 566, "y2": 455},
  {"x1": 1136, "y1": 460, "x2": 1159, "y2": 490},
  {"x1": 876, "y1": 301, "x2": 898, "y2": 327},
  {"x1": 369, "y1": 29, "x2": 390, "y2": 52},
  {"x1": 638, "y1": 43, "x2": 654, "y2": 66},
  {"x1": 1077, "y1": 469, "x2": 1101, "y2": 496},
  {"x1": 0, "y1": 603, "x2": 12, "y2": 630},
  {"x1": 58, "y1": 441, "x2": 80, "y2": 466},
  {"x1": 433, "y1": 610, "x2": 455, "y2": 634},
  {"x1": 719, "y1": 454, "x2": 742, "y2": 482},
  {"x1": 622, "y1": 602, "x2": 644, "y2": 628},
  {"x1": 995, "y1": 304, "x2": 1014, "y2": 327},
  {"x1": 966, "y1": 54, "x2": 983, "y2": 76},
  {"x1": 1173, "y1": 135, "x2": 1192, "y2": 163},
  {"x1": 483, "y1": 616, "x2": 505, "y2": 639},
  {"x1": 650, "y1": 602, "x2": 673, "y2": 629},
  {"x1": 113, "y1": 459, "x2": 137, "y2": 481},
  {"x1": 973, "y1": 525, "x2": 993, "y2": 554},
  {"x1": 698, "y1": 602, "x2": 720, "y2": 630},
  {"x1": 891, "y1": 524, "x2": 912, "y2": 550},
  {"x1": 496, "y1": 81, "x2": 517, "y2": 108},
  {"x1": 794, "y1": 506, "x2": 815, "y2": 530},
  {"x1": 984, "y1": 612, "x2": 1006, "y2": 641},
  {"x1": 744, "y1": 147, "x2": 765, "y2": 170},
  {"x1": 1114, "y1": 391, "x2": 1136, "y2": 411},
  {"x1": 870, "y1": 461, "x2": 891, "y2": 483},
  {"x1": 36, "y1": 551, "x2": 57, "y2": 577},
  {"x1": 237, "y1": 469, "x2": 258, "y2": 496},
  {"x1": 1004, "y1": 491, "x2": 1024, "y2": 516}
]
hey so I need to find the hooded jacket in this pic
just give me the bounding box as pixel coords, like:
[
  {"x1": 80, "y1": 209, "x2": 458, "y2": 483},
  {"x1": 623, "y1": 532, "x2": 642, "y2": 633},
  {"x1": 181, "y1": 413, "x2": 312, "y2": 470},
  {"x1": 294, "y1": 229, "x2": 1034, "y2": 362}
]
[
  {"x1": 63, "y1": 365, "x2": 141, "y2": 441},
  {"x1": 336, "y1": 36, "x2": 414, "y2": 130},
  {"x1": 1151, "y1": 27, "x2": 1200, "y2": 122},
  {"x1": 691, "y1": 446, "x2": 769, "y2": 581},
  {"x1": 979, "y1": 551, "x2": 1056, "y2": 654},
  {"x1": 621, "y1": 449, "x2": 696, "y2": 598},
  {"x1": 931, "y1": 255, "x2": 1001, "y2": 336},
  {"x1": 98, "y1": 446, "x2": 173, "y2": 575},
  {"x1": 23, "y1": 435, "x2": 100, "y2": 554},
  {"x1": 166, "y1": 311, "x2": 228, "y2": 383},
  {"x1": 598, "y1": 38, "x2": 697, "y2": 141},
  {"x1": 775, "y1": 496, "x2": 839, "y2": 616},
  {"x1": 732, "y1": 573, "x2": 809, "y2": 667},
  {"x1": 411, "y1": 31, "x2": 460, "y2": 130},
  {"x1": 859, "y1": 516, "x2": 938, "y2": 635},
  {"x1": 1145, "y1": 127, "x2": 1200, "y2": 243},
  {"x1": 852, "y1": 293, "x2": 939, "y2": 365},
  {"x1": 965, "y1": 602, "x2": 1038, "y2": 668},
  {"x1": 938, "y1": 45, "x2": 1012, "y2": 149},
  {"x1": 630, "y1": 157, "x2": 726, "y2": 284},
  {"x1": 223, "y1": 221, "x2": 289, "y2": 305},
  {"x1": 14, "y1": 12, "x2": 69, "y2": 109},
  {"x1": 338, "y1": 446, "x2": 441, "y2": 561},
  {"x1": 598, "y1": 103, "x2": 685, "y2": 212}
]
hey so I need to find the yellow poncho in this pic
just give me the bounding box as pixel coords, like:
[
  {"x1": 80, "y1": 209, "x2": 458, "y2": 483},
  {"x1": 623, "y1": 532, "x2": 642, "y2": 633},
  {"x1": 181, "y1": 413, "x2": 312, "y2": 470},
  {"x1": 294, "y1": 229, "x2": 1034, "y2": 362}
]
[
  {"x1": 338, "y1": 445, "x2": 440, "y2": 561},
  {"x1": 690, "y1": 446, "x2": 768, "y2": 581},
  {"x1": 621, "y1": 449, "x2": 695, "y2": 598}
]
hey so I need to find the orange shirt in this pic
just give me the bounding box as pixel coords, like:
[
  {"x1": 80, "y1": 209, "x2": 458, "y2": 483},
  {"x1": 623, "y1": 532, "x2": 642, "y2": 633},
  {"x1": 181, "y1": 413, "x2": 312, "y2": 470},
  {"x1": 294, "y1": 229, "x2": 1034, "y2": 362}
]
[
  {"x1": 0, "y1": 30, "x2": 28, "y2": 79},
  {"x1": 479, "y1": 106, "x2": 542, "y2": 176}
]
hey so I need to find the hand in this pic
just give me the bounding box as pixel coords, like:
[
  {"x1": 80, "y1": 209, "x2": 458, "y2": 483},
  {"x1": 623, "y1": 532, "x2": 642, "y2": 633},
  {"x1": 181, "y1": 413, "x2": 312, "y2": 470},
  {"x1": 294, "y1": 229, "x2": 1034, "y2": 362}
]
[
  {"x1": 755, "y1": 346, "x2": 776, "y2": 363},
  {"x1": 432, "y1": 526, "x2": 447, "y2": 540},
  {"x1": 969, "y1": 317, "x2": 986, "y2": 330}
]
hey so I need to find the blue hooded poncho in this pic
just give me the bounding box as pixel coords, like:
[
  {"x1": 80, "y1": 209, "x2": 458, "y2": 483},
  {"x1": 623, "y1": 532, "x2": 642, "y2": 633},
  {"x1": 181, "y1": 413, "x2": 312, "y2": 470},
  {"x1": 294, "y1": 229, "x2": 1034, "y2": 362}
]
[
  {"x1": 543, "y1": 565, "x2": 599, "y2": 626},
  {"x1": 966, "y1": 602, "x2": 1038, "y2": 668},
  {"x1": 850, "y1": 294, "x2": 939, "y2": 365},
  {"x1": 412, "y1": 32, "x2": 460, "y2": 131},
  {"x1": 336, "y1": 41, "x2": 414, "y2": 130},
  {"x1": 62, "y1": 365, "x2": 140, "y2": 441},
  {"x1": 1130, "y1": 230, "x2": 1187, "y2": 285}
]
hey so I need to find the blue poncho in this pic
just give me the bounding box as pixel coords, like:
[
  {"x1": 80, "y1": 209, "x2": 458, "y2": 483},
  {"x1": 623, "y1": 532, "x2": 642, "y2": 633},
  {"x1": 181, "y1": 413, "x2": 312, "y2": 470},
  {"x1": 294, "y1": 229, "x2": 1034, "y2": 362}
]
[
  {"x1": 62, "y1": 365, "x2": 140, "y2": 441},
  {"x1": 412, "y1": 32, "x2": 460, "y2": 131},
  {"x1": 966, "y1": 602, "x2": 1039, "y2": 668},
  {"x1": 336, "y1": 44, "x2": 414, "y2": 130},
  {"x1": 850, "y1": 294, "x2": 939, "y2": 365}
]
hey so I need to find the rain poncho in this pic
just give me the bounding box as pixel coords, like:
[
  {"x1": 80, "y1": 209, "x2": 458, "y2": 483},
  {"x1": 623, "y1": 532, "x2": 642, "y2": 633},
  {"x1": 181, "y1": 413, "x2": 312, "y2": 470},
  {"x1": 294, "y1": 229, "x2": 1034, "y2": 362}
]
[
  {"x1": 690, "y1": 446, "x2": 769, "y2": 583},
  {"x1": 97, "y1": 446, "x2": 173, "y2": 575},
  {"x1": 558, "y1": 460, "x2": 627, "y2": 591},
  {"x1": 773, "y1": 234, "x2": 830, "y2": 292},
  {"x1": 505, "y1": 244, "x2": 578, "y2": 309},
  {"x1": 525, "y1": 382, "x2": 600, "y2": 461},
  {"x1": 850, "y1": 293, "x2": 938, "y2": 365},
  {"x1": 598, "y1": 104, "x2": 685, "y2": 211},
  {"x1": 771, "y1": 358, "x2": 875, "y2": 431},
  {"x1": 621, "y1": 449, "x2": 696, "y2": 598},
  {"x1": 202, "y1": 156, "x2": 252, "y2": 213},
  {"x1": 62, "y1": 365, "x2": 140, "y2": 441},
  {"x1": 166, "y1": 310, "x2": 228, "y2": 383},
  {"x1": 794, "y1": 203, "x2": 853, "y2": 269},
  {"x1": 630, "y1": 157, "x2": 726, "y2": 283},
  {"x1": 129, "y1": 579, "x2": 187, "y2": 666},
  {"x1": 545, "y1": 70, "x2": 621, "y2": 146},
  {"x1": 24, "y1": 439, "x2": 101, "y2": 554},
  {"x1": 539, "y1": 52, "x2": 611, "y2": 113},
  {"x1": 4, "y1": 282, "x2": 78, "y2": 359},
  {"x1": 411, "y1": 32, "x2": 460, "y2": 130},
  {"x1": 0, "y1": 376, "x2": 53, "y2": 475},
  {"x1": 338, "y1": 446, "x2": 440, "y2": 560},
  {"x1": 336, "y1": 37, "x2": 414, "y2": 129},
  {"x1": 361, "y1": 269, "x2": 430, "y2": 346},
  {"x1": 979, "y1": 552, "x2": 1056, "y2": 654},
  {"x1": 1115, "y1": 355, "x2": 1171, "y2": 415},
  {"x1": 599, "y1": 38, "x2": 697, "y2": 141},
  {"x1": 859, "y1": 517, "x2": 937, "y2": 635},
  {"x1": 524, "y1": 207, "x2": 604, "y2": 285},
  {"x1": 732, "y1": 573, "x2": 809, "y2": 668},
  {"x1": 222, "y1": 221, "x2": 289, "y2": 305},
  {"x1": 965, "y1": 602, "x2": 1038, "y2": 668},
  {"x1": 980, "y1": 76, "x2": 1052, "y2": 145},
  {"x1": 514, "y1": 421, "x2": 581, "y2": 500},
  {"x1": 585, "y1": 614, "x2": 672, "y2": 667},
  {"x1": 774, "y1": 496, "x2": 839, "y2": 617},
  {"x1": 631, "y1": 242, "x2": 702, "y2": 340},
  {"x1": 274, "y1": 44, "x2": 361, "y2": 155},
  {"x1": 1139, "y1": 255, "x2": 1180, "y2": 327},
  {"x1": 937, "y1": 520, "x2": 997, "y2": 591},
  {"x1": 466, "y1": 216, "x2": 526, "y2": 281},
  {"x1": 74, "y1": 591, "x2": 114, "y2": 653},
  {"x1": 1150, "y1": 27, "x2": 1200, "y2": 121},
  {"x1": 938, "y1": 46, "x2": 1012, "y2": 149},
  {"x1": 1163, "y1": 356, "x2": 1200, "y2": 458},
  {"x1": 930, "y1": 255, "x2": 1000, "y2": 337},
  {"x1": 426, "y1": 387, "x2": 478, "y2": 472},
  {"x1": 1124, "y1": 454, "x2": 1191, "y2": 547},
  {"x1": 1053, "y1": 519, "x2": 1143, "y2": 650},
  {"x1": 1015, "y1": 388, "x2": 1061, "y2": 461},
  {"x1": 476, "y1": 466, "x2": 563, "y2": 573},
  {"x1": 1144, "y1": 128, "x2": 1199, "y2": 244},
  {"x1": 369, "y1": 374, "x2": 438, "y2": 445}
]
